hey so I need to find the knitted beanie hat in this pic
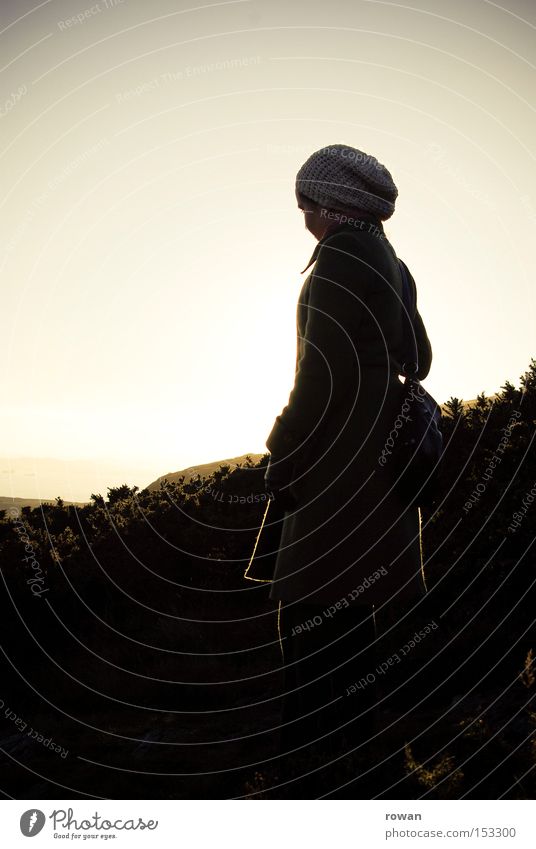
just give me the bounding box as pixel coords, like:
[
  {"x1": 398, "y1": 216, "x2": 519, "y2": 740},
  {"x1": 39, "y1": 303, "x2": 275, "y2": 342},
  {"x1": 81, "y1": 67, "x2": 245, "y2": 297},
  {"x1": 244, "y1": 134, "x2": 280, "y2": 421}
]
[{"x1": 295, "y1": 143, "x2": 398, "y2": 220}]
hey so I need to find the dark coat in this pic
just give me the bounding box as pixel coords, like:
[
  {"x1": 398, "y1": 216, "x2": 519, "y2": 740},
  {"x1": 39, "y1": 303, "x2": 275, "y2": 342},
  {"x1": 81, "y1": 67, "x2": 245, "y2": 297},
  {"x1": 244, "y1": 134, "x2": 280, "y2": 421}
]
[{"x1": 265, "y1": 219, "x2": 433, "y2": 614}]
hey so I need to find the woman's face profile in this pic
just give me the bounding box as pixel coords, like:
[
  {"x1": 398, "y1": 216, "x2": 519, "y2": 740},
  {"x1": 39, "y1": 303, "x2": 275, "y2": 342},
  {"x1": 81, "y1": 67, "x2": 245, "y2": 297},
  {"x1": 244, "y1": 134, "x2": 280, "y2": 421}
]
[
  {"x1": 298, "y1": 193, "x2": 378, "y2": 241},
  {"x1": 297, "y1": 196, "x2": 326, "y2": 240}
]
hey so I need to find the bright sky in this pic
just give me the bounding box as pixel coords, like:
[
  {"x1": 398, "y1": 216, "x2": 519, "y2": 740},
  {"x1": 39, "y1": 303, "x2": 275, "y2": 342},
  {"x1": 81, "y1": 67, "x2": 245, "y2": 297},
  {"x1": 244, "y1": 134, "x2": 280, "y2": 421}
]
[{"x1": 1, "y1": 0, "x2": 535, "y2": 501}]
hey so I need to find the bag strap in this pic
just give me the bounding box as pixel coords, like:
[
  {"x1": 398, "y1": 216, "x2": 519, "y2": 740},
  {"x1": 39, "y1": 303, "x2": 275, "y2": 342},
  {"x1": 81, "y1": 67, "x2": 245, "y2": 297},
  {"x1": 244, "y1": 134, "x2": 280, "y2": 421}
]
[{"x1": 398, "y1": 258, "x2": 419, "y2": 377}]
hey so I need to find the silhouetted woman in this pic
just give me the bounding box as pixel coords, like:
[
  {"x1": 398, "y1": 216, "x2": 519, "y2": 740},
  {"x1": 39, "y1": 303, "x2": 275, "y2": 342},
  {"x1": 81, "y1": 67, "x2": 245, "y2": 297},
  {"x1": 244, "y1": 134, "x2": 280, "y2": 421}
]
[{"x1": 264, "y1": 143, "x2": 433, "y2": 766}]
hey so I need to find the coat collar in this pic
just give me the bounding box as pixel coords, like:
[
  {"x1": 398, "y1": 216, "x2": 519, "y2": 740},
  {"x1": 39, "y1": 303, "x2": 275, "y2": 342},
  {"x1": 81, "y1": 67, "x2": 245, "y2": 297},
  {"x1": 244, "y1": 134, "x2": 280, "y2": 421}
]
[
  {"x1": 300, "y1": 240, "x2": 322, "y2": 274},
  {"x1": 300, "y1": 218, "x2": 385, "y2": 274}
]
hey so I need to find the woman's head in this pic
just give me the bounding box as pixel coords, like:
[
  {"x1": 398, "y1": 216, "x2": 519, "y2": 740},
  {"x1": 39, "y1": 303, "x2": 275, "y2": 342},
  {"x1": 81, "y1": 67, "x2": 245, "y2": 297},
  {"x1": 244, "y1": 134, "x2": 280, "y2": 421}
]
[{"x1": 295, "y1": 144, "x2": 398, "y2": 228}]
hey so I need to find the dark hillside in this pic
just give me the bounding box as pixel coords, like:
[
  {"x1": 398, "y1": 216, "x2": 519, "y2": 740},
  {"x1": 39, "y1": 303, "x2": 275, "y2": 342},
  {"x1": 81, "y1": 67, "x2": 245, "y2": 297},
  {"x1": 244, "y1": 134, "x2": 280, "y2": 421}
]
[{"x1": 1, "y1": 363, "x2": 535, "y2": 799}]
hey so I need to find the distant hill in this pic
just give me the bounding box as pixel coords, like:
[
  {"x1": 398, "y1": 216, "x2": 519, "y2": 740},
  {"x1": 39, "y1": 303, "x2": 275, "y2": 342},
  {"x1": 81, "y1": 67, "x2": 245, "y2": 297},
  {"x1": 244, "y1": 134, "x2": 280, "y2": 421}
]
[
  {"x1": 0, "y1": 453, "x2": 267, "y2": 508},
  {"x1": 145, "y1": 453, "x2": 266, "y2": 492},
  {"x1": 460, "y1": 393, "x2": 499, "y2": 407},
  {"x1": 0, "y1": 455, "x2": 158, "y2": 505},
  {"x1": 0, "y1": 495, "x2": 87, "y2": 514}
]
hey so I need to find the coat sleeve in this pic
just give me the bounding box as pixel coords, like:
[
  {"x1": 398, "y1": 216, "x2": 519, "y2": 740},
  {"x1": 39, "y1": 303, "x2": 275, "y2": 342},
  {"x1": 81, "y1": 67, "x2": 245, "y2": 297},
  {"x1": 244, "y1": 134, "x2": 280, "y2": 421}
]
[
  {"x1": 407, "y1": 266, "x2": 433, "y2": 381},
  {"x1": 414, "y1": 310, "x2": 432, "y2": 380},
  {"x1": 266, "y1": 231, "x2": 370, "y2": 458}
]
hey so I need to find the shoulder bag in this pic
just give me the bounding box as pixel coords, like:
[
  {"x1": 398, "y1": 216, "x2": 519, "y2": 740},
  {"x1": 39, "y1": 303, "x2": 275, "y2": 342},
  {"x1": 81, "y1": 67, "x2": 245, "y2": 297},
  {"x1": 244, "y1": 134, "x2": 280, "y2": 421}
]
[{"x1": 384, "y1": 259, "x2": 443, "y2": 509}]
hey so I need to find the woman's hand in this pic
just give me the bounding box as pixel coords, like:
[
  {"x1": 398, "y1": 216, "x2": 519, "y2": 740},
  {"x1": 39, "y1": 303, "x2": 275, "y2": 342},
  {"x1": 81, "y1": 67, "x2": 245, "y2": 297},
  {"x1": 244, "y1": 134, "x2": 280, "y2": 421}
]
[{"x1": 264, "y1": 455, "x2": 297, "y2": 510}]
